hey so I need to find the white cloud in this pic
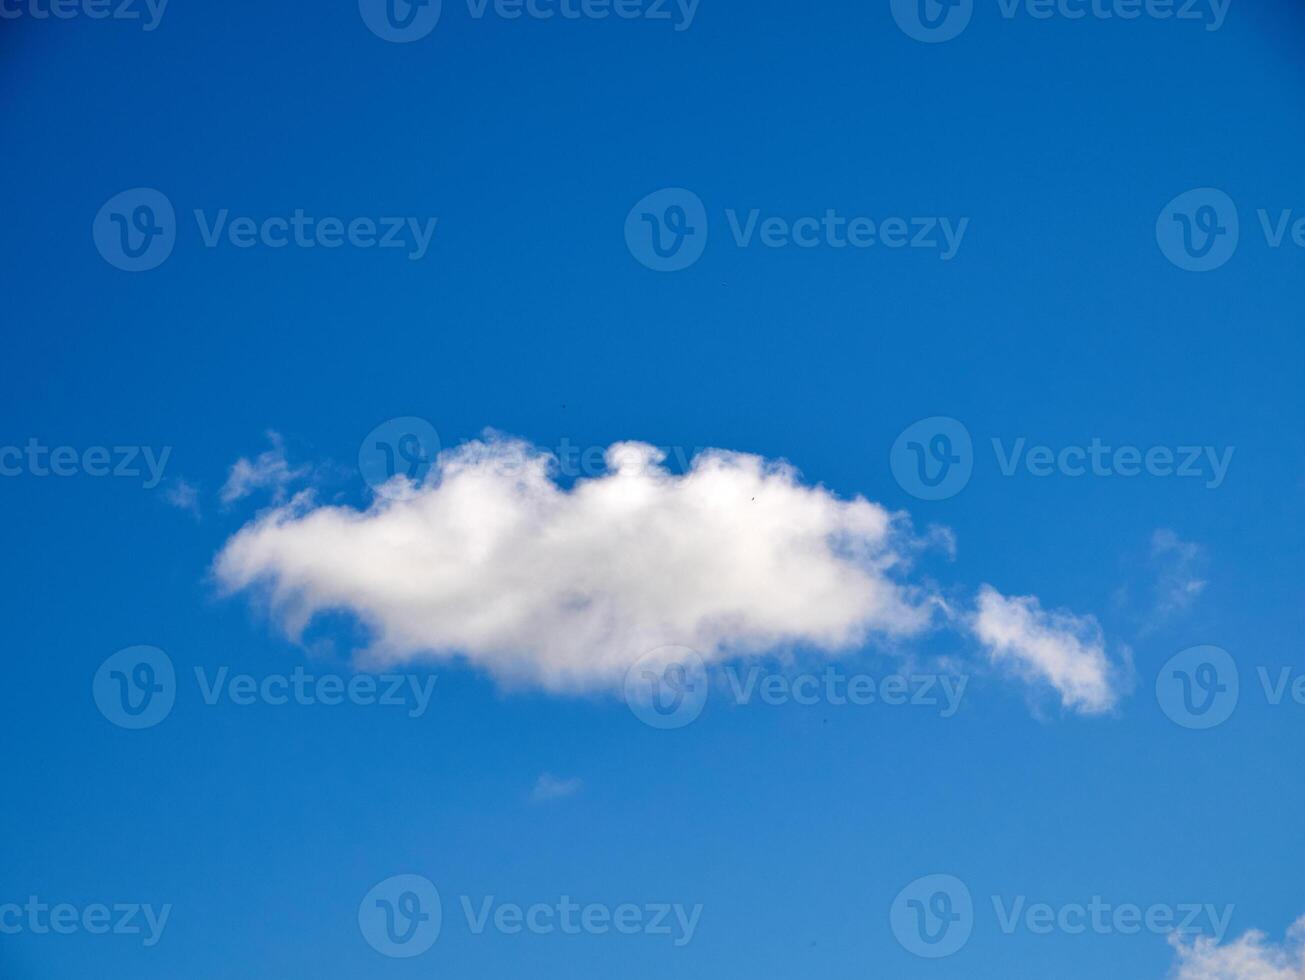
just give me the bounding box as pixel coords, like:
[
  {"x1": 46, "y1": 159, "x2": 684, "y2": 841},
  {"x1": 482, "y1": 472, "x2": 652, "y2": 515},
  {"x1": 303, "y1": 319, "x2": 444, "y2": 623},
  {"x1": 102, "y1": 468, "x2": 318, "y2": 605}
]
[
  {"x1": 164, "y1": 478, "x2": 200, "y2": 516},
  {"x1": 214, "y1": 435, "x2": 933, "y2": 692},
  {"x1": 971, "y1": 585, "x2": 1124, "y2": 715},
  {"x1": 220, "y1": 432, "x2": 308, "y2": 505},
  {"x1": 532, "y1": 773, "x2": 583, "y2": 802},
  {"x1": 1169, "y1": 917, "x2": 1305, "y2": 979},
  {"x1": 1150, "y1": 528, "x2": 1208, "y2": 621}
]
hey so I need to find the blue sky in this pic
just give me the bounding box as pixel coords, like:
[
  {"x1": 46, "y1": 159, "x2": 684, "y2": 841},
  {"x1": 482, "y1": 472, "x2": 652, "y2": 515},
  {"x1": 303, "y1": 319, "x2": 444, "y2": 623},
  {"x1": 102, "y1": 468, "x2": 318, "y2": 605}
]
[{"x1": 2, "y1": 1, "x2": 1305, "y2": 977}]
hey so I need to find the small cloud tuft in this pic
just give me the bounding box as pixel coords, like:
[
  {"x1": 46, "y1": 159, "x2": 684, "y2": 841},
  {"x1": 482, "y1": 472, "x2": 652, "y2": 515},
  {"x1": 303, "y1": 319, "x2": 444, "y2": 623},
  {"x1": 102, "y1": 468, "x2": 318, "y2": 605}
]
[
  {"x1": 1169, "y1": 915, "x2": 1305, "y2": 979},
  {"x1": 1149, "y1": 529, "x2": 1208, "y2": 622},
  {"x1": 531, "y1": 773, "x2": 583, "y2": 802},
  {"x1": 163, "y1": 478, "x2": 201, "y2": 517},
  {"x1": 971, "y1": 585, "x2": 1125, "y2": 716},
  {"x1": 221, "y1": 432, "x2": 310, "y2": 505}
]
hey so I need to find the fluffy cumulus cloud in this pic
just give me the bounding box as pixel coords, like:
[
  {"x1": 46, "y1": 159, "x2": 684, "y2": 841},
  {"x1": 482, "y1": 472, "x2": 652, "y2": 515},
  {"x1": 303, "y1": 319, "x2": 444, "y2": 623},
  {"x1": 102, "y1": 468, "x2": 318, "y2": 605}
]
[
  {"x1": 214, "y1": 436, "x2": 934, "y2": 692},
  {"x1": 1169, "y1": 917, "x2": 1305, "y2": 979},
  {"x1": 971, "y1": 585, "x2": 1125, "y2": 715}
]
